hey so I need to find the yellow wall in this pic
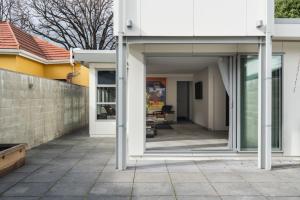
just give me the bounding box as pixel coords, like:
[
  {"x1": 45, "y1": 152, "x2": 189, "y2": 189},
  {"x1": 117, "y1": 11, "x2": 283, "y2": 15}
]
[
  {"x1": 16, "y1": 56, "x2": 44, "y2": 77},
  {"x1": 0, "y1": 55, "x2": 17, "y2": 71},
  {"x1": 44, "y1": 63, "x2": 89, "y2": 87},
  {"x1": 0, "y1": 55, "x2": 89, "y2": 87}
]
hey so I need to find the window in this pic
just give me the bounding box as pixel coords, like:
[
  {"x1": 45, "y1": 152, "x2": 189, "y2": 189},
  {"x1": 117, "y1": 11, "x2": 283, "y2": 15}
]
[{"x1": 97, "y1": 70, "x2": 116, "y2": 120}]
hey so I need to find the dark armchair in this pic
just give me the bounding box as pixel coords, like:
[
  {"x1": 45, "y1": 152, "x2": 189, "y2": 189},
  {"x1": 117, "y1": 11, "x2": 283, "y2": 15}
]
[{"x1": 152, "y1": 105, "x2": 175, "y2": 121}]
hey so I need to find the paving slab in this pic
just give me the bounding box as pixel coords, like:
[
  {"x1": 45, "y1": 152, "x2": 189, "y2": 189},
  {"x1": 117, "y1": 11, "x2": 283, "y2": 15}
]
[
  {"x1": 59, "y1": 172, "x2": 100, "y2": 183},
  {"x1": 173, "y1": 182, "x2": 217, "y2": 196},
  {"x1": 133, "y1": 182, "x2": 174, "y2": 196},
  {"x1": 170, "y1": 172, "x2": 207, "y2": 183},
  {"x1": 251, "y1": 182, "x2": 300, "y2": 197},
  {"x1": 167, "y1": 162, "x2": 200, "y2": 173},
  {"x1": 89, "y1": 182, "x2": 132, "y2": 196},
  {"x1": 177, "y1": 197, "x2": 221, "y2": 200},
  {"x1": 220, "y1": 196, "x2": 267, "y2": 200},
  {"x1": 97, "y1": 172, "x2": 134, "y2": 183},
  {"x1": 3, "y1": 182, "x2": 53, "y2": 197},
  {"x1": 132, "y1": 196, "x2": 175, "y2": 200},
  {"x1": 46, "y1": 181, "x2": 93, "y2": 196},
  {"x1": 134, "y1": 172, "x2": 170, "y2": 183},
  {"x1": 0, "y1": 172, "x2": 29, "y2": 183},
  {"x1": 211, "y1": 182, "x2": 260, "y2": 196},
  {"x1": 204, "y1": 172, "x2": 245, "y2": 182}
]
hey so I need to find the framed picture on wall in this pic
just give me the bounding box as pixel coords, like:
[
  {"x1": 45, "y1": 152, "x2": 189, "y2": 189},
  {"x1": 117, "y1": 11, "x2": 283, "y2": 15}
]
[{"x1": 195, "y1": 81, "x2": 203, "y2": 100}]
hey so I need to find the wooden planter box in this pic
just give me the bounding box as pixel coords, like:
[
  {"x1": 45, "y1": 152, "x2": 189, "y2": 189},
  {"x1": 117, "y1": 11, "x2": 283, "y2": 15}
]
[{"x1": 0, "y1": 144, "x2": 27, "y2": 176}]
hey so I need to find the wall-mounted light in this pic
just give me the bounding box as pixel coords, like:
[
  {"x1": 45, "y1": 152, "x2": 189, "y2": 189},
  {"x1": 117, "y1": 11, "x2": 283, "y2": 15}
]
[
  {"x1": 256, "y1": 20, "x2": 264, "y2": 29},
  {"x1": 126, "y1": 19, "x2": 133, "y2": 29}
]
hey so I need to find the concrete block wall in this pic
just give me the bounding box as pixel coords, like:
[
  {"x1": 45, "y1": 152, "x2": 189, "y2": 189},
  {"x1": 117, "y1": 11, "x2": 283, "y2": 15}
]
[{"x1": 0, "y1": 69, "x2": 89, "y2": 148}]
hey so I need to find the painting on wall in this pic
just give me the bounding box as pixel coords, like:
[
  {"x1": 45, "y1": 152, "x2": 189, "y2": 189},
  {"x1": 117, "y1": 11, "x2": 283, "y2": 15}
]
[{"x1": 146, "y1": 77, "x2": 166, "y2": 113}]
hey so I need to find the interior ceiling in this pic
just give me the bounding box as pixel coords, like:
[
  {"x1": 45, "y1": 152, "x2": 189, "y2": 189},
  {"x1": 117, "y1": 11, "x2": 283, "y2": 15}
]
[{"x1": 146, "y1": 56, "x2": 220, "y2": 74}]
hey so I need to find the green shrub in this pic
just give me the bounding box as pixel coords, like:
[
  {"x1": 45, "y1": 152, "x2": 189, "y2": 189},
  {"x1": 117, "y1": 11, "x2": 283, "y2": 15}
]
[{"x1": 275, "y1": 0, "x2": 300, "y2": 18}]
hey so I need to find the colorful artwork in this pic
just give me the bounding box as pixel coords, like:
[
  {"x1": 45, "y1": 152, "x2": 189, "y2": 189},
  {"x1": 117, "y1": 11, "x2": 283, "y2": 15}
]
[{"x1": 146, "y1": 77, "x2": 166, "y2": 113}]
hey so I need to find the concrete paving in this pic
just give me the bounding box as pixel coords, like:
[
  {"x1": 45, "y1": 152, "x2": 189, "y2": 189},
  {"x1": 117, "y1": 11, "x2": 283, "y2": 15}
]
[{"x1": 1, "y1": 129, "x2": 300, "y2": 200}]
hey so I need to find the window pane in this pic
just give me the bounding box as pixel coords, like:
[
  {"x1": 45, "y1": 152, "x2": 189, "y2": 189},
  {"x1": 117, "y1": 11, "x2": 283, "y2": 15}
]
[
  {"x1": 240, "y1": 55, "x2": 282, "y2": 150},
  {"x1": 240, "y1": 55, "x2": 259, "y2": 149},
  {"x1": 97, "y1": 87, "x2": 116, "y2": 103},
  {"x1": 97, "y1": 104, "x2": 116, "y2": 120},
  {"x1": 98, "y1": 71, "x2": 116, "y2": 85}
]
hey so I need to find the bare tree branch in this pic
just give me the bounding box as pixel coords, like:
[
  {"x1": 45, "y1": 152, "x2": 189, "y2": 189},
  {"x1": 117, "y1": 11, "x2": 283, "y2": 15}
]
[{"x1": 25, "y1": 0, "x2": 115, "y2": 50}]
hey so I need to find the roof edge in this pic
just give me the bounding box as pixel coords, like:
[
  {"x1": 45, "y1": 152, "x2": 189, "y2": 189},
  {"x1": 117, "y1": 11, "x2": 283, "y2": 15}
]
[{"x1": 0, "y1": 49, "x2": 70, "y2": 64}]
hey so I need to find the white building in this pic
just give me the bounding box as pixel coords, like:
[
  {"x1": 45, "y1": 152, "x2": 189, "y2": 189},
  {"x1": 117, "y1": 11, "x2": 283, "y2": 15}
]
[{"x1": 75, "y1": 0, "x2": 300, "y2": 170}]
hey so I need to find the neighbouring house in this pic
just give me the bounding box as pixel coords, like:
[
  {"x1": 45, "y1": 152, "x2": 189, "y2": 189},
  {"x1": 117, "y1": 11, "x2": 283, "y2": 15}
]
[
  {"x1": 0, "y1": 21, "x2": 89, "y2": 148},
  {"x1": 0, "y1": 21, "x2": 89, "y2": 87}
]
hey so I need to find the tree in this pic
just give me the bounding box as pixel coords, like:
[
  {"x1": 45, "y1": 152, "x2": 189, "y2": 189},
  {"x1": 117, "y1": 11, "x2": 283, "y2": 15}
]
[
  {"x1": 26, "y1": 0, "x2": 115, "y2": 50},
  {"x1": 275, "y1": 0, "x2": 300, "y2": 18},
  {"x1": 0, "y1": 0, "x2": 28, "y2": 29}
]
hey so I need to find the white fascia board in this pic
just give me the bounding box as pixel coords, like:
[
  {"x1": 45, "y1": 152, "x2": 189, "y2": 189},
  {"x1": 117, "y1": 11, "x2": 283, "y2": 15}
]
[
  {"x1": 274, "y1": 18, "x2": 300, "y2": 40},
  {"x1": 73, "y1": 50, "x2": 116, "y2": 65},
  {"x1": 0, "y1": 49, "x2": 70, "y2": 64}
]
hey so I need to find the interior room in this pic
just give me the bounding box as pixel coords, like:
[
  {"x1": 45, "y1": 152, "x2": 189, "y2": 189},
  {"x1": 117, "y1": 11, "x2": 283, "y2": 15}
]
[{"x1": 145, "y1": 55, "x2": 230, "y2": 152}]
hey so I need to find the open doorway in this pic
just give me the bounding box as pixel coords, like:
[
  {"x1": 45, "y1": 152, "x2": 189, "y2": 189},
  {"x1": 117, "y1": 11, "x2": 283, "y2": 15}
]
[
  {"x1": 177, "y1": 81, "x2": 191, "y2": 122},
  {"x1": 145, "y1": 55, "x2": 233, "y2": 152}
]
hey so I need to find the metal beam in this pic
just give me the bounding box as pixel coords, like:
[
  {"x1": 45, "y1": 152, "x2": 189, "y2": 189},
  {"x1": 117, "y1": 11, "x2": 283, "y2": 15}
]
[{"x1": 126, "y1": 36, "x2": 263, "y2": 44}]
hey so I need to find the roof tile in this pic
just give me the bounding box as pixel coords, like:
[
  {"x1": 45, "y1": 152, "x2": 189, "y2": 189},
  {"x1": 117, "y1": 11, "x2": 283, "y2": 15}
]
[{"x1": 0, "y1": 21, "x2": 69, "y2": 61}]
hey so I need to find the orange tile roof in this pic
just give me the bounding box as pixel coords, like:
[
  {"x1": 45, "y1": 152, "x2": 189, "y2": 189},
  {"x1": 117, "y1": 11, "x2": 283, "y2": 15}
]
[{"x1": 0, "y1": 21, "x2": 70, "y2": 61}]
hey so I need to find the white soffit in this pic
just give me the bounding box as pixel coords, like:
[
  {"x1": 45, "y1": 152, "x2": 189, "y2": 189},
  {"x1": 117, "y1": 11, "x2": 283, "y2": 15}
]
[{"x1": 146, "y1": 56, "x2": 219, "y2": 74}]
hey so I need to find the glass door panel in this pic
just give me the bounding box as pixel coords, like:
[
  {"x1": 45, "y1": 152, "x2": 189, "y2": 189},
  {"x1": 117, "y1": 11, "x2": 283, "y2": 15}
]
[{"x1": 240, "y1": 55, "x2": 282, "y2": 150}]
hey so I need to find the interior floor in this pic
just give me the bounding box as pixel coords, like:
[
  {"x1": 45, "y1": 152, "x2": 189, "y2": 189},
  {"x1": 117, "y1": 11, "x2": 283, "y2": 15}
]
[{"x1": 146, "y1": 122, "x2": 228, "y2": 151}]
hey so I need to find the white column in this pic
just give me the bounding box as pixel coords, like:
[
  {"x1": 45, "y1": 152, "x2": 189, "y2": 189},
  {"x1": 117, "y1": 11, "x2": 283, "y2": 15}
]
[
  {"x1": 116, "y1": 0, "x2": 127, "y2": 170},
  {"x1": 258, "y1": 36, "x2": 272, "y2": 170},
  {"x1": 258, "y1": 0, "x2": 274, "y2": 170}
]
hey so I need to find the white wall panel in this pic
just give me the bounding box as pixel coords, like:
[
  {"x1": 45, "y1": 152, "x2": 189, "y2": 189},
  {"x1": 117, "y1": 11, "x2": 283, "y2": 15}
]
[
  {"x1": 140, "y1": 0, "x2": 193, "y2": 36},
  {"x1": 127, "y1": 44, "x2": 146, "y2": 156},
  {"x1": 246, "y1": 0, "x2": 265, "y2": 36},
  {"x1": 125, "y1": 0, "x2": 141, "y2": 36},
  {"x1": 122, "y1": 0, "x2": 267, "y2": 36},
  {"x1": 282, "y1": 42, "x2": 300, "y2": 156},
  {"x1": 194, "y1": 0, "x2": 246, "y2": 36}
]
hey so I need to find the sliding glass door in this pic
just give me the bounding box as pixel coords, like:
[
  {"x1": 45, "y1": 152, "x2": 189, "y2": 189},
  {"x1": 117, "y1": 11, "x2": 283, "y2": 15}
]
[{"x1": 240, "y1": 55, "x2": 282, "y2": 150}]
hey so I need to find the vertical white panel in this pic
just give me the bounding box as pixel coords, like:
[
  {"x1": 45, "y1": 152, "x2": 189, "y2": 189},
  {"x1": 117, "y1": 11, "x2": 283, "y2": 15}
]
[
  {"x1": 127, "y1": 44, "x2": 146, "y2": 156},
  {"x1": 125, "y1": 0, "x2": 141, "y2": 36},
  {"x1": 140, "y1": 0, "x2": 193, "y2": 36},
  {"x1": 282, "y1": 42, "x2": 300, "y2": 156},
  {"x1": 246, "y1": 0, "x2": 265, "y2": 36},
  {"x1": 194, "y1": 0, "x2": 246, "y2": 36},
  {"x1": 89, "y1": 67, "x2": 96, "y2": 136}
]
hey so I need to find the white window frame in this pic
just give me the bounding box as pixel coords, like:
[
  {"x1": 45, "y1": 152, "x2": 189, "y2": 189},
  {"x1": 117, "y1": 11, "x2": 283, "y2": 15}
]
[{"x1": 96, "y1": 69, "x2": 116, "y2": 120}]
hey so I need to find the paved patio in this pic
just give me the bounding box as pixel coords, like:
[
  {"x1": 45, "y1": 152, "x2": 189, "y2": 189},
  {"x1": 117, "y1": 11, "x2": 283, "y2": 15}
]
[{"x1": 1, "y1": 129, "x2": 300, "y2": 200}]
